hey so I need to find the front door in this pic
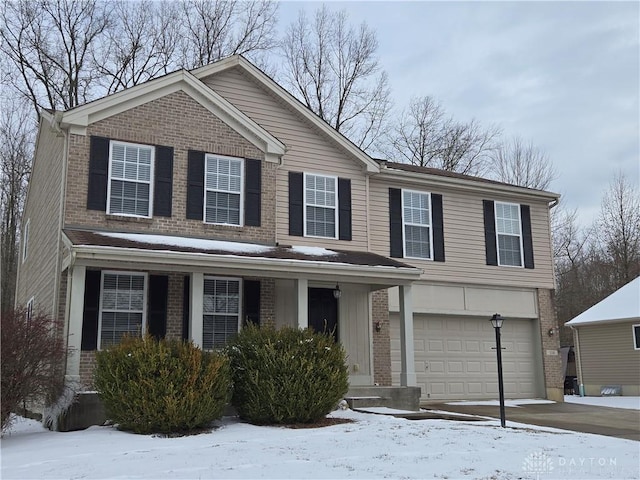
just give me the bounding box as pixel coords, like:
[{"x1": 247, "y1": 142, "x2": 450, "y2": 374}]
[{"x1": 308, "y1": 288, "x2": 338, "y2": 341}]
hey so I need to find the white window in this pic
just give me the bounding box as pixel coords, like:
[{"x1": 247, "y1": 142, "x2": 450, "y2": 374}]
[
  {"x1": 26, "y1": 297, "x2": 34, "y2": 321},
  {"x1": 107, "y1": 141, "x2": 154, "y2": 217},
  {"x1": 403, "y1": 190, "x2": 432, "y2": 259},
  {"x1": 304, "y1": 173, "x2": 337, "y2": 238},
  {"x1": 203, "y1": 277, "x2": 241, "y2": 349},
  {"x1": 98, "y1": 272, "x2": 147, "y2": 349},
  {"x1": 495, "y1": 202, "x2": 524, "y2": 267},
  {"x1": 634, "y1": 324, "x2": 640, "y2": 350},
  {"x1": 22, "y1": 218, "x2": 30, "y2": 263},
  {"x1": 205, "y1": 154, "x2": 243, "y2": 225}
]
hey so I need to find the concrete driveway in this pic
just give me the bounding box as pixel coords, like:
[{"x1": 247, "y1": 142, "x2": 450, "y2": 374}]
[{"x1": 425, "y1": 401, "x2": 640, "y2": 441}]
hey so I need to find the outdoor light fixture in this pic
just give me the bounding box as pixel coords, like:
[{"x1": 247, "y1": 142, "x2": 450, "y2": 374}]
[
  {"x1": 490, "y1": 313, "x2": 506, "y2": 428},
  {"x1": 333, "y1": 284, "x2": 342, "y2": 299},
  {"x1": 548, "y1": 328, "x2": 555, "y2": 337}
]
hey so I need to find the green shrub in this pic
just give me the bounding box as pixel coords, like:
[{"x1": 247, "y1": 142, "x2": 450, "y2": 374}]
[
  {"x1": 94, "y1": 336, "x2": 231, "y2": 434},
  {"x1": 227, "y1": 324, "x2": 349, "y2": 425}
]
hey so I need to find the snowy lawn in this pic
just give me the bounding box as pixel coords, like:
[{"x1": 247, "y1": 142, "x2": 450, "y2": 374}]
[
  {"x1": 564, "y1": 395, "x2": 640, "y2": 411},
  {"x1": 2, "y1": 409, "x2": 638, "y2": 480}
]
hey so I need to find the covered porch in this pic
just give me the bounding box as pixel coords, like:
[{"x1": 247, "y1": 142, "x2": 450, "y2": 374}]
[{"x1": 61, "y1": 229, "x2": 421, "y2": 395}]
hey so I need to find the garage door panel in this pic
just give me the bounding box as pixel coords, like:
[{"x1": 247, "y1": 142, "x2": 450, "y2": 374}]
[{"x1": 391, "y1": 314, "x2": 542, "y2": 400}]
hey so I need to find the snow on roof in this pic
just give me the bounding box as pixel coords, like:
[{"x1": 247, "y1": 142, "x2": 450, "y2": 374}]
[
  {"x1": 289, "y1": 246, "x2": 337, "y2": 257},
  {"x1": 99, "y1": 232, "x2": 271, "y2": 254},
  {"x1": 566, "y1": 277, "x2": 640, "y2": 326}
]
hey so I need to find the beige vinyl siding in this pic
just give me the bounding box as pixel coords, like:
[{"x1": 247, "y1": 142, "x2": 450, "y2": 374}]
[
  {"x1": 15, "y1": 120, "x2": 65, "y2": 315},
  {"x1": 577, "y1": 321, "x2": 640, "y2": 387},
  {"x1": 203, "y1": 67, "x2": 369, "y2": 250},
  {"x1": 369, "y1": 178, "x2": 555, "y2": 289}
]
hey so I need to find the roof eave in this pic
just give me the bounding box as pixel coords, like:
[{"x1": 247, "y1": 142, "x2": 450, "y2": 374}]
[
  {"x1": 377, "y1": 165, "x2": 560, "y2": 202},
  {"x1": 70, "y1": 244, "x2": 421, "y2": 285}
]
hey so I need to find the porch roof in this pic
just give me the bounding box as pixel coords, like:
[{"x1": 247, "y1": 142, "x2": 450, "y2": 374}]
[{"x1": 63, "y1": 229, "x2": 422, "y2": 286}]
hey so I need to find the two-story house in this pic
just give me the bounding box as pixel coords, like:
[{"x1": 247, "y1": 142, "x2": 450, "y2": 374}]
[{"x1": 15, "y1": 56, "x2": 563, "y2": 427}]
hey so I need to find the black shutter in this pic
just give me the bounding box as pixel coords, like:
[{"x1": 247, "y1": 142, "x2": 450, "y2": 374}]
[
  {"x1": 243, "y1": 280, "x2": 261, "y2": 327},
  {"x1": 483, "y1": 200, "x2": 498, "y2": 266},
  {"x1": 389, "y1": 188, "x2": 403, "y2": 258},
  {"x1": 289, "y1": 171, "x2": 303, "y2": 236},
  {"x1": 81, "y1": 270, "x2": 102, "y2": 351},
  {"x1": 187, "y1": 150, "x2": 205, "y2": 220},
  {"x1": 521, "y1": 205, "x2": 535, "y2": 269},
  {"x1": 338, "y1": 178, "x2": 352, "y2": 241},
  {"x1": 431, "y1": 194, "x2": 445, "y2": 262},
  {"x1": 148, "y1": 275, "x2": 168, "y2": 340},
  {"x1": 182, "y1": 275, "x2": 190, "y2": 341},
  {"x1": 245, "y1": 159, "x2": 262, "y2": 227},
  {"x1": 154, "y1": 146, "x2": 173, "y2": 217},
  {"x1": 87, "y1": 136, "x2": 109, "y2": 211}
]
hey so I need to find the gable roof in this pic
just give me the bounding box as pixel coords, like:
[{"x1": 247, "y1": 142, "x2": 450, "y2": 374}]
[
  {"x1": 566, "y1": 277, "x2": 640, "y2": 326},
  {"x1": 57, "y1": 69, "x2": 285, "y2": 160},
  {"x1": 191, "y1": 55, "x2": 380, "y2": 174}
]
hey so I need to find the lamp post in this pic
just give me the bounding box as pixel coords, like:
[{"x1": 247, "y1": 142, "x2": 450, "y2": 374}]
[{"x1": 490, "y1": 313, "x2": 506, "y2": 428}]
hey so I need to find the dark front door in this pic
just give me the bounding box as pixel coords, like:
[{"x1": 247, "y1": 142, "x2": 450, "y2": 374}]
[{"x1": 308, "y1": 288, "x2": 338, "y2": 341}]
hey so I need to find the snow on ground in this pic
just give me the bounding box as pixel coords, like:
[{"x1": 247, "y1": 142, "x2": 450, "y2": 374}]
[
  {"x1": 2, "y1": 409, "x2": 638, "y2": 480},
  {"x1": 565, "y1": 395, "x2": 640, "y2": 411}
]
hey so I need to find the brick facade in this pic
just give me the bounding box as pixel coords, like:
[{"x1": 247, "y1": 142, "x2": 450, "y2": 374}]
[
  {"x1": 372, "y1": 289, "x2": 391, "y2": 386},
  {"x1": 64, "y1": 91, "x2": 276, "y2": 245},
  {"x1": 537, "y1": 288, "x2": 564, "y2": 401}
]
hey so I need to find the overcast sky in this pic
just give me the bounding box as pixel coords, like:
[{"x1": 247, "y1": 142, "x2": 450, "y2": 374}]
[{"x1": 278, "y1": 1, "x2": 640, "y2": 227}]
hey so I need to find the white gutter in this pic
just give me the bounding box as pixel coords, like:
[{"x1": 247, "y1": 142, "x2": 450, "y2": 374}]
[
  {"x1": 70, "y1": 245, "x2": 422, "y2": 284},
  {"x1": 569, "y1": 324, "x2": 585, "y2": 396}
]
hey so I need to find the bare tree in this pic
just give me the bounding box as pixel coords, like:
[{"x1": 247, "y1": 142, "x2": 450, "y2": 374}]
[
  {"x1": 281, "y1": 5, "x2": 391, "y2": 152},
  {"x1": 95, "y1": 0, "x2": 182, "y2": 94},
  {"x1": 0, "y1": 0, "x2": 111, "y2": 115},
  {"x1": 596, "y1": 172, "x2": 640, "y2": 286},
  {"x1": 0, "y1": 100, "x2": 34, "y2": 313},
  {"x1": 383, "y1": 95, "x2": 500, "y2": 175},
  {"x1": 179, "y1": 0, "x2": 279, "y2": 69},
  {"x1": 490, "y1": 137, "x2": 556, "y2": 190}
]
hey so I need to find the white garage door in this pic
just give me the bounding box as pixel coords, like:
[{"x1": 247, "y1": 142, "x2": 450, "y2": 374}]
[{"x1": 391, "y1": 315, "x2": 543, "y2": 400}]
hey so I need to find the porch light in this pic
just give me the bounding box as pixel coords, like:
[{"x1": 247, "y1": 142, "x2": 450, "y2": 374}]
[
  {"x1": 333, "y1": 284, "x2": 342, "y2": 299},
  {"x1": 489, "y1": 313, "x2": 506, "y2": 428}
]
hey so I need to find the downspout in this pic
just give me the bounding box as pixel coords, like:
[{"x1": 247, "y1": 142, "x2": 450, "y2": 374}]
[
  {"x1": 52, "y1": 111, "x2": 67, "y2": 323},
  {"x1": 570, "y1": 325, "x2": 585, "y2": 396}
]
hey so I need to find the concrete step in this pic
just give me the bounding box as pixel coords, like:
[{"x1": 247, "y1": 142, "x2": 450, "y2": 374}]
[{"x1": 344, "y1": 396, "x2": 385, "y2": 409}]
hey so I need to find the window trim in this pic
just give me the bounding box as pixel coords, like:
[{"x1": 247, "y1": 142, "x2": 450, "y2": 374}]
[
  {"x1": 633, "y1": 324, "x2": 640, "y2": 351},
  {"x1": 303, "y1": 172, "x2": 338, "y2": 239},
  {"x1": 401, "y1": 189, "x2": 434, "y2": 260},
  {"x1": 202, "y1": 275, "x2": 242, "y2": 350},
  {"x1": 494, "y1": 201, "x2": 525, "y2": 268},
  {"x1": 106, "y1": 140, "x2": 155, "y2": 218},
  {"x1": 97, "y1": 270, "x2": 148, "y2": 350},
  {"x1": 22, "y1": 218, "x2": 30, "y2": 263},
  {"x1": 203, "y1": 153, "x2": 245, "y2": 226},
  {"x1": 26, "y1": 296, "x2": 34, "y2": 321}
]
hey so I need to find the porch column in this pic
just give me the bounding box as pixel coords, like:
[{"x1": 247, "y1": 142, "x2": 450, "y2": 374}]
[
  {"x1": 399, "y1": 284, "x2": 416, "y2": 386},
  {"x1": 296, "y1": 278, "x2": 308, "y2": 329},
  {"x1": 65, "y1": 265, "x2": 86, "y2": 382},
  {"x1": 190, "y1": 272, "x2": 204, "y2": 348}
]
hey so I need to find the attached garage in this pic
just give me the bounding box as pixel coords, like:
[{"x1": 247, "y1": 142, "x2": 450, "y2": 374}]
[{"x1": 391, "y1": 314, "x2": 544, "y2": 400}]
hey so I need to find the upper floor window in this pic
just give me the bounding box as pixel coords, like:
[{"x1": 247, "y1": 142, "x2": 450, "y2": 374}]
[
  {"x1": 633, "y1": 324, "x2": 640, "y2": 350},
  {"x1": 98, "y1": 271, "x2": 147, "y2": 349},
  {"x1": 107, "y1": 141, "x2": 154, "y2": 217},
  {"x1": 389, "y1": 188, "x2": 444, "y2": 262},
  {"x1": 482, "y1": 199, "x2": 534, "y2": 269},
  {"x1": 495, "y1": 202, "x2": 523, "y2": 267},
  {"x1": 305, "y1": 173, "x2": 337, "y2": 238},
  {"x1": 203, "y1": 277, "x2": 241, "y2": 349},
  {"x1": 205, "y1": 154, "x2": 243, "y2": 225},
  {"x1": 22, "y1": 218, "x2": 30, "y2": 263},
  {"x1": 403, "y1": 190, "x2": 432, "y2": 259}
]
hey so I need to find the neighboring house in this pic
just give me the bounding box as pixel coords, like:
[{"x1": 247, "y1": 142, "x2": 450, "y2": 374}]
[
  {"x1": 15, "y1": 55, "x2": 563, "y2": 423},
  {"x1": 566, "y1": 277, "x2": 640, "y2": 396}
]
